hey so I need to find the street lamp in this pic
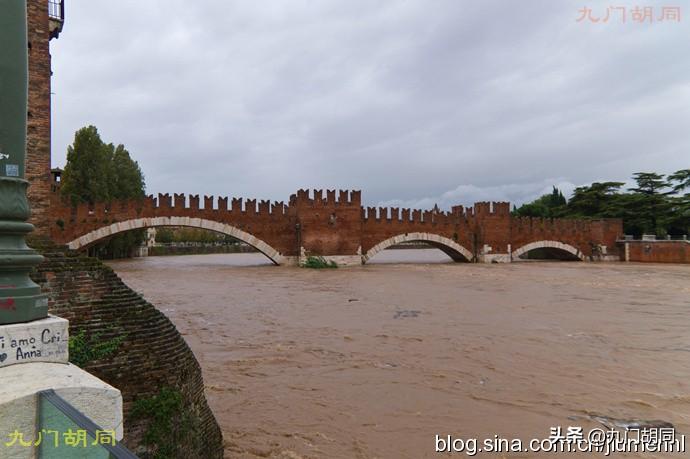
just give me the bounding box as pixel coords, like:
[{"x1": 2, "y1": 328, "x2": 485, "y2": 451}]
[{"x1": 0, "y1": 0, "x2": 48, "y2": 324}]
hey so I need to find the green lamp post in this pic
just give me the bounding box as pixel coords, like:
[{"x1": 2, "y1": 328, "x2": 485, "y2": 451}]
[{"x1": 0, "y1": 0, "x2": 48, "y2": 324}]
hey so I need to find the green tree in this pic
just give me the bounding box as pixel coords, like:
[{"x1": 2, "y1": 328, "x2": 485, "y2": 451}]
[
  {"x1": 111, "y1": 144, "x2": 146, "y2": 200},
  {"x1": 61, "y1": 126, "x2": 112, "y2": 205},
  {"x1": 61, "y1": 126, "x2": 146, "y2": 204},
  {"x1": 61, "y1": 125, "x2": 147, "y2": 258},
  {"x1": 513, "y1": 186, "x2": 567, "y2": 218},
  {"x1": 629, "y1": 172, "x2": 672, "y2": 196},
  {"x1": 627, "y1": 172, "x2": 673, "y2": 236},
  {"x1": 669, "y1": 169, "x2": 690, "y2": 193},
  {"x1": 510, "y1": 171, "x2": 688, "y2": 237},
  {"x1": 667, "y1": 169, "x2": 690, "y2": 235},
  {"x1": 156, "y1": 228, "x2": 174, "y2": 244},
  {"x1": 566, "y1": 182, "x2": 625, "y2": 217}
]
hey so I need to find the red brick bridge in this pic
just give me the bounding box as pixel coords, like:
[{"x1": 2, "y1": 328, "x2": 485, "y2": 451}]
[{"x1": 48, "y1": 189, "x2": 623, "y2": 265}]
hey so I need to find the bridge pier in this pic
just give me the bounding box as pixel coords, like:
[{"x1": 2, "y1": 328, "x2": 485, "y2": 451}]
[
  {"x1": 476, "y1": 244, "x2": 512, "y2": 263},
  {"x1": 477, "y1": 253, "x2": 512, "y2": 263},
  {"x1": 296, "y1": 245, "x2": 364, "y2": 266},
  {"x1": 318, "y1": 255, "x2": 364, "y2": 266}
]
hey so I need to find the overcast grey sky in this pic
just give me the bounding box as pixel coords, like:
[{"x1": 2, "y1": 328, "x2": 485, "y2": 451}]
[{"x1": 50, "y1": 1, "x2": 690, "y2": 209}]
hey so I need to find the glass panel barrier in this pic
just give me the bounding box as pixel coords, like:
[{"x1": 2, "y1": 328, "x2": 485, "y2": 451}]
[{"x1": 38, "y1": 390, "x2": 138, "y2": 459}]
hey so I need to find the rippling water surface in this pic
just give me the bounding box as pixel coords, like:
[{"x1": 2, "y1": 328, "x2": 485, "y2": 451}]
[{"x1": 107, "y1": 250, "x2": 690, "y2": 458}]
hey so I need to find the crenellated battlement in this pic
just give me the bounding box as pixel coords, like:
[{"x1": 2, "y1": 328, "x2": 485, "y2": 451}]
[
  {"x1": 513, "y1": 215, "x2": 580, "y2": 228},
  {"x1": 289, "y1": 189, "x2": 362, "y2": 207},
  {"x1": 361, "y1": 205, "x2": 458, "y2": 225},
  {"x1": 472, "y1": 201, "x2": 510, "y2": 216},
  {"x1": 48, "y1": 189, "x2": 623, "y2": 263},
  {"x1": 61, "y1": 193, "x2": 293, "y2": 218}
]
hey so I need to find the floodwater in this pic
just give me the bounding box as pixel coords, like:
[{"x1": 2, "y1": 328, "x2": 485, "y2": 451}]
[{"x1": 107, "y1": 250, "x2": 690, "y2": 458}]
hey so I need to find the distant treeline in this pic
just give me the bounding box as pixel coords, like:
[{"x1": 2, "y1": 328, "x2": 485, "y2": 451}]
[
  {"x1": 155, "y1": 227, "x2": 239, "y2": 245},
  {"x1": 148, "y1": 244, "x2": 255, "y2": 257},
  {"x1": 513, "y1": 171, "x2": 690, "y2": 237}
]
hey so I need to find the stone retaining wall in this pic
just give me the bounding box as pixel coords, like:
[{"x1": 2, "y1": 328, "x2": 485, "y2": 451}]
[
  {"x1": 28, "y1": 237, "x2": 224, "y2": 458},
  {"x1": 620, "y1": 240, "x2": 690, "y2": 263}
]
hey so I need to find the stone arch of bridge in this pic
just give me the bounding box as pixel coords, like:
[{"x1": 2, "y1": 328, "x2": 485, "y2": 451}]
[
  {"x1": 511, "y1": 240, "x2": 585, "y2": 261},
  {"x1": 363, "y1": 232, "x2": 473, "y2": 264},
  {"x1": 65, "y1": 216, "x2": 286, "y2": 265}
]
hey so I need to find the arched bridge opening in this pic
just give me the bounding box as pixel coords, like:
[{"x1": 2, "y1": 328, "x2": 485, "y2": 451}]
[
  {"x1": 66, "y1": 216, "x2": 287, "y2": 265},
  {"x1": 511, "y1": 241, "x2": 585, "y2": 261},
  {"x1": 363, "y1": 233, "x2": 473, "y2": 264}
]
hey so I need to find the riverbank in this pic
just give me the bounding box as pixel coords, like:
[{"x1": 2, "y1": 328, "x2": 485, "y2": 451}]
[
  {"x1": 147, "y1": 242, "x2": 429, "y2": 258},
  {"x1": 147, "y1": 243, "x2": 257, "y2": 257}
]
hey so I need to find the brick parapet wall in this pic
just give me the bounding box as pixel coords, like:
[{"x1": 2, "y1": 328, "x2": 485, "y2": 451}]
[
  {"x1": 28, "y1": 237, "x2": 224, "y2": 458},
  {"x1": 510, "y1": 216, "x2": 623, "y2": 258},
  {"x1": 360, "y1": 209, "x2": 474, "y2": 257},
  {"x1": 26, "y1": 0, "x2": 53, "y2": 235},
  {"x1": 47, "y1": 190, "x2": 625, "y2": 262},
  {"x1": 468, "y1": 202, "x2": 512, "y2": 254},
  {"x1": 620, "y1": 240, "x2": 690, "y2": 263},
  {"x1": 290, "y1": 189, "x2": 362, "y2": 257},
  {"x1": 49, "y1": 193, "x2": 299, "y2": 256}
]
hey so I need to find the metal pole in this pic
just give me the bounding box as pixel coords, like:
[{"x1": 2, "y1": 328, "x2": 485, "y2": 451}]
[{"x1": 0, "y1": 0, "x2": 48, "y2": 324}]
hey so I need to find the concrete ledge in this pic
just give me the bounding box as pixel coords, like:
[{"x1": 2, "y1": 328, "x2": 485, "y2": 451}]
[
  {"x1": 281, "y1": 256, "x2": 300, "y2": 266},
  {"x1": 0, "y1": 362, "x2": 123, "y2": 459},
  {"x1": 294, "y1": 255, "x2": 363, "y2": 267},
  {"x1": 319, "y1": 255, "x2": 362, "y2": 266},
  {"x1": 479, "y1": 253, "x2": 511, "y2": 263},
  {"x1": 0, "y1": 315, "x2": 68, "y2": 368}
]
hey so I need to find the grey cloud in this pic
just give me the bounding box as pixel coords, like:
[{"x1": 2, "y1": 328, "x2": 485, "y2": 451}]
[
  {"x1": 51, "y1": 0, "x2": 690, "y2": 206},
  {"x1": 378, "y1": 179, "x2": 580, "y2": 211}
]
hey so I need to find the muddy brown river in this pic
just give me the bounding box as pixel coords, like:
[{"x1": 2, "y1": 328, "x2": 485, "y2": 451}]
[{"x1": 107, "y1": 250, "x2": 690, "y2": 458}]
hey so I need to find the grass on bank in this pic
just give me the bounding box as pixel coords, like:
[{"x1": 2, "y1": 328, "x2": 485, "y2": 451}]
[
  {"x1": 69, "y1": 329, "x2": 126, "y2": 368},
  {"x1": 301, "y1": 256, "x2": 338, "y2": 269},
  {"x1": 132, "y1": 387, "x2": 193, "y2": 459}
]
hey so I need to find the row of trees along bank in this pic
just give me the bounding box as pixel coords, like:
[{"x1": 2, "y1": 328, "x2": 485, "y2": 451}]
[
  {"x1": 155, "y1": 227, "x2": 239, "y2": 245},
  {"x1": 60, "y1": 126, "x2": 146, "y2": 258},
  {"x1": 513, "y1": 170, "x2": 690, "y2": 238},
  {"x1": 152, "y1": 227, "x2": 247, "y2": 256}
]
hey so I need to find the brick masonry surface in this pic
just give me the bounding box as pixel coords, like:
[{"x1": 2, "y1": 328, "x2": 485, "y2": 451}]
[
  {"x1": 621, "y1": 240, "x2": 690, "y2": 263},
  {"x1": 26, "y1": 0, "x2": 53, "y2": 234},
  {"x1": 28, "y1": 237, "x2": 224, "y2": 458},
  {"x1": 47, "y1": 190, "x2": 625, "y2": 263}
]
